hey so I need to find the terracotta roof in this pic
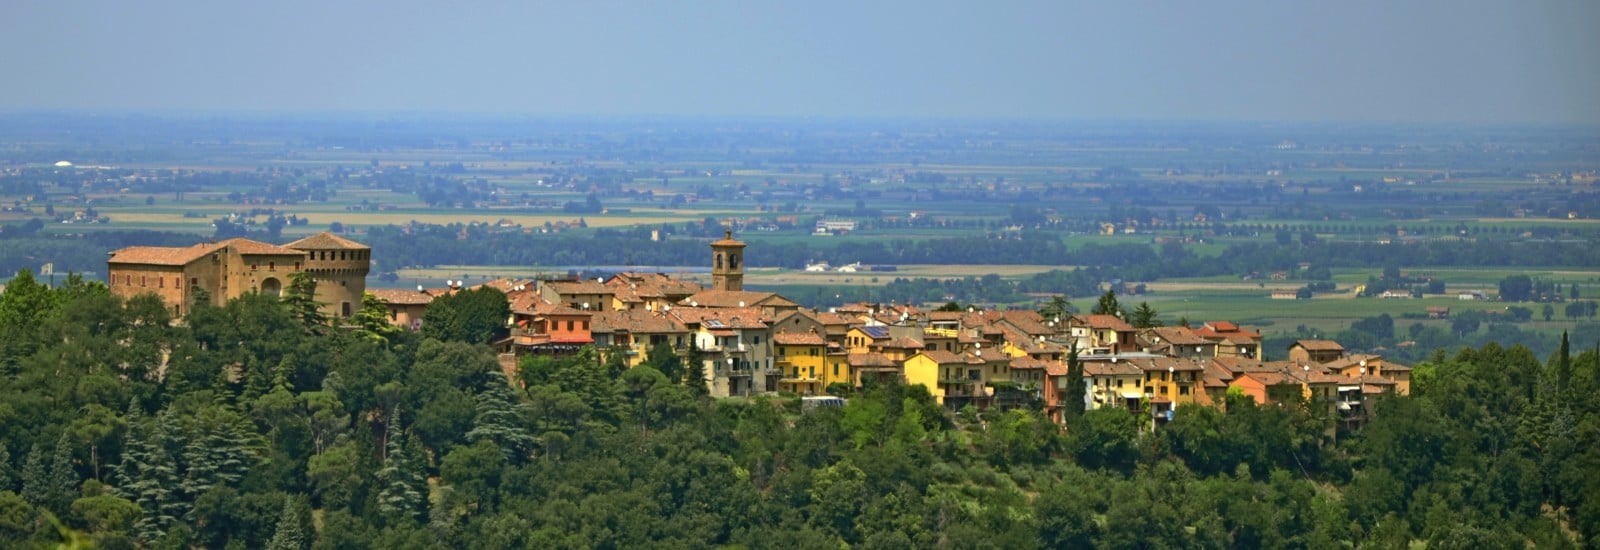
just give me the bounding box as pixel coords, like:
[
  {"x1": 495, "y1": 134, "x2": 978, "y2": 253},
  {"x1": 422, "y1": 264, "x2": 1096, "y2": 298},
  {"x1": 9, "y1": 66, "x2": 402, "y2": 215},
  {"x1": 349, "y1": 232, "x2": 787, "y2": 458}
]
[
  {"x1": 774, "y1": 331, "x2": 827, "y2": 346},
  {"x1": 879, "y1": 337, "x2": 926, "y2": 349},
  {"x1": 1239, "y1": 371, "x2": 1296, "y2": 387},
  {"x1": 1009, "y1": 356, "x2": 1051, "y2": 370},
  {"x1": 368, "y1": 288, "x2": 434, "y2": 306},
  {"x1": 531, "y1": 303, "x2": 590, "y2": 317},
  {"x1": 284, "y1": 232, "x2": 369, "y2": 250},
  {"x1": 710, "y1": 231, "x2": 746, "y2": 247},
  {"x1": 1144, "y1": 326, "x2": 1211, "y2": 346},
  {"x1": 680, "y1": 290, "x2": 795, "y2": 308},
  {"x1": 509, "y1": 293, "x2": 554, "y2": 313},
  {"x1": 815, "y1": 312, "x2": 857, "y2": 326},
  {"x1": 1078, "y1": 314, "x2": 1135, "y2": 332},
  {"x1": 998, "y1": 310, "x2": 1055, "y2": 335},
  {"x1": 1291, "y1": 339, "x2": 1345, "y2": 352},
  {"x1": 1128, "y1": 356, "x2": 1207, "y2": 372},
  {"x1": 1081, "y1": 359, "x2": 1143, "y2": 377},
  {"x1": 543, "y1": 280, "x2": 613, "y2": 295},
  {"x1": 1044, "y1": 361, "x2": 1071, "y2": 377},
  {"x1": 217, "y1": 238, "x2": 304, "y2": 256},
  {"x1": 669, "y1": 306, "x2": 770, "y2": 329},
  {"x1": 589, "y1": 310, "x2": 688, "y2": 334},
  {"x1": 927, "y1": 311, "x2": 965, "y2": 321},
  {"x1": 848, "y1": 352, "x2": 898, "y2": 368},
  {"x1": 1204, "y1": 321, "x2": 1238, "y2": 332},
  {"x1": 479, "y1": 278, "x2": 536, "y2": 294},
  {"x1": 108, "y1": 237, "x2": 306, "y2": 266},
  {"x1": 107, "y1": 243, "x2": 217, "y2": 266},
  {"x1": 916, "y1": 350, "x2": 966, "y2": 365}
]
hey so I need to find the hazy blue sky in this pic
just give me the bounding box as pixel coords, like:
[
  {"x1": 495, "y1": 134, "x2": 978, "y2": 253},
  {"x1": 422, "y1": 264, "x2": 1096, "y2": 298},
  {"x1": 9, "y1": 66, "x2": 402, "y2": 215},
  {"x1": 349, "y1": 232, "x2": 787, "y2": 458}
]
[{"x1": 2, "y1": 1, "x2": 1596, "y2": 123}]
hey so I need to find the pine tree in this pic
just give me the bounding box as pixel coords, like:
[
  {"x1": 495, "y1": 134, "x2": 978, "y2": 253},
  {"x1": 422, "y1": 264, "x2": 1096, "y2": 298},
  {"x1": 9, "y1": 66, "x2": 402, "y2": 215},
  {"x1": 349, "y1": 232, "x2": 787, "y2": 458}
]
[
  {"x1": 179, "y1": 405, "x2": 262, "y2": 514},
  {"x1": 282, "y1": 271, "x2": 327, "y2": 327},
  {"x1": 46, "y1": 432, "x2": 78, "y2": 512},
  {"x1": 1092, "y1": 289, "x2": 1121, "y2": 316},
  {"x1": 0, "y1": 445, "x2": 13, "y2": 492},
  {"x1": 1131, "y1": 302, "x2": 1163, "y2": 328},
  {"x1": 115, "y1": 407, "x2": 182, "y2": 543},
  {"x1": 375, "y1": 406, "x2": 426, "y2": 522},
  {"x1": 266, "y1": 495, "x2": 308, "y2": 550},
  {"x1": 20, "y1": 443, "x2": 46, "y2": 506},
  {"x1": 466, "y1": 372, "x2": 537, "y2": 462}
]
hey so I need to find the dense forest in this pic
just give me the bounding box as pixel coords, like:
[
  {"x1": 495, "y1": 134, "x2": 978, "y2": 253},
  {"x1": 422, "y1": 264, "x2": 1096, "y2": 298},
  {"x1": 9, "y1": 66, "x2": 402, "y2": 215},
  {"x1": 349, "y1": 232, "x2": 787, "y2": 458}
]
[{"x1": 2, "y1": 269, "x2": 1600, "y2": 548}]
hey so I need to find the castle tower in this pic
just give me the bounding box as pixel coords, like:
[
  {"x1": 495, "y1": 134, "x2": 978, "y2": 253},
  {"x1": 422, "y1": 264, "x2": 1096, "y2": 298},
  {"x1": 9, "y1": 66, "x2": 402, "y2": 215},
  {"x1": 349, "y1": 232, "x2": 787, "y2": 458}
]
[
  {"x1": 285, "y1": 232, "x2": 371, "y2": 318},
  {"x1": 710, "y1": 230, "x2": 746, "y2": 291}
]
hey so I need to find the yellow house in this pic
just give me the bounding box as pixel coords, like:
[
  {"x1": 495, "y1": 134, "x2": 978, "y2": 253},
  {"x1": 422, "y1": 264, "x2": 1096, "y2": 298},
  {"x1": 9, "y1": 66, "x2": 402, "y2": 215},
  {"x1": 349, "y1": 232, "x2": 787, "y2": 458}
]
[
  {"x1": 846, "y1": 325, "x2": 891, "y2": 354},
  {"x1": 904, "y1": 350, "x2": 991, "y2": 409},
  {"x1": 1130, "y1": 356, "x2": 1206, "y2": 407},
  {"x1": 774, "y1": 331, "x2": 828, "y2": 395}
]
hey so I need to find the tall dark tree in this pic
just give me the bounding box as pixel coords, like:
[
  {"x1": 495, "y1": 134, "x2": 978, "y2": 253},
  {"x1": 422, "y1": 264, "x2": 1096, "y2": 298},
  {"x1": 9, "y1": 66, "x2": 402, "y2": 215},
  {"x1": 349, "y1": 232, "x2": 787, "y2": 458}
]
[
  {"x1": 115, "y1": 408, "x2": 182, "y2": 543},
  {"x1": 422, "y1": 286, "x2": 510, "y2": 345},
  {"x1": 1091, "y1": 289, "x2": 1121, "y2": 317},
  {"x1": 1063, "y1": 345, "x2": 1086, "y2": 425},
  {"x1": 1556, "y1": 331, "x2": 1572, "y2": 390},
  {"x1": 375, "y1": 406, "x2": 426, "y2": 522},
  {"x1": 0, "y1": 446, "x2": 12, "y2": 493},
  {"x1": 465, "y1": 373, "x2": 537, "y2": 463},
  {"x1": 1038, "y1": 295, "x2": 1073, "y2": 321},
  {"x1": 282, "y1": 271, "x2": 326, "y2": 327},
  {"x1": 1130, "y1": 302, "x2": 1162, "y2": 328},
  {"x1": 20, "y1": 443, "x2": 47, "y2": 508},
  {"x1": 46, "y1": 432, "x2": 78, "y2": 514},
  {"x1": 266, "y1": 495, "x2": 309, "y2": 550}
]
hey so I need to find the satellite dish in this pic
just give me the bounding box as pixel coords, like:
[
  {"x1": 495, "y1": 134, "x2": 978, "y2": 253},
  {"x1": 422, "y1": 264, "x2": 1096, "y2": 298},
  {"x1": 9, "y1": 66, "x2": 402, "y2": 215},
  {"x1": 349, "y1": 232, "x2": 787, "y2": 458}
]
[
  {"x1": 416, "y1": 284, "x2": 424, "y2": 292},
  {"x1": 1359, "y1": 359, "x2": 1367, "y2": 367},
  {"x1": 738, "y1": 301, "x2": 746, "y2": 307}
]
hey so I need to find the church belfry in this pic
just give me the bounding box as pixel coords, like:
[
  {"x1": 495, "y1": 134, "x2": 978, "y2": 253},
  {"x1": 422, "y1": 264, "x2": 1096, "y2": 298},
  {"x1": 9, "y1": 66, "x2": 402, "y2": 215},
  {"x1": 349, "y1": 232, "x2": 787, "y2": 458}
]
[{"x1": 710, "y1": 230, "x2": 746, "y2": 291}]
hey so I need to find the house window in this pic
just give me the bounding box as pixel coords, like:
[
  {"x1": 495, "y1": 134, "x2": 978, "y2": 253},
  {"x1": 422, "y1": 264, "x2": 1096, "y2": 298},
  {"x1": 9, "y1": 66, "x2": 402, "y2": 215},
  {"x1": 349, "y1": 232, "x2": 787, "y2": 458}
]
[
  {"x1": 251, "y1": 264, "x2": 257, "y2": 271},
  {"x1": 175, "y1": 277, "x2": 181, "y2": 288},
  {"x1": 158, "y1": 278, "x2": 164, "y2": 288},
  {"x1": 566, "y1": 320, "x2": 574, "y2": 331},
  {"x1": 140, "y1": 276, "x2": 146, "y2": 287},
  {"x1": 269, "y1": 262, "x2": 275, "y2": 271},
  {"x1": 191, "y1": 278, "x2": 198, "y2": 286},
  {"x1": 833, "y1": 364, "x2": 839, "y2": 377},
  {"x1": 1179, "y1": 386, "x2": 1190, "y2": 396},
  {"x1": 581, "y1": 321, "x2": 589, "y2": 331},
  {"x1": 778, "y1": 347, "x2": 787, "y2": 357}
]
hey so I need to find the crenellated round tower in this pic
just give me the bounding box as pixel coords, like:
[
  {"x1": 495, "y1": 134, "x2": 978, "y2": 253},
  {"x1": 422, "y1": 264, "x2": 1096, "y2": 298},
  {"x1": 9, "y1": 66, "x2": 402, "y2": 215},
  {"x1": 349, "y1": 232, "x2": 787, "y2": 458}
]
[{"x1": 285, "y1": 232, "x2": 371, "y2": 318}]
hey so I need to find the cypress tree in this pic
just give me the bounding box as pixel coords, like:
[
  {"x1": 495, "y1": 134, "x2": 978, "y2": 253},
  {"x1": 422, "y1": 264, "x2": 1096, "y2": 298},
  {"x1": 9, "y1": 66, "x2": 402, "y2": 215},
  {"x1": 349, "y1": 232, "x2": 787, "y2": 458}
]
[
  {"x1": 1063, "y1": 344, "x2": 1086, "y2": 426},
  {"x1": 1556, "y1": 331, "x2": 1572, "y2": 390}
]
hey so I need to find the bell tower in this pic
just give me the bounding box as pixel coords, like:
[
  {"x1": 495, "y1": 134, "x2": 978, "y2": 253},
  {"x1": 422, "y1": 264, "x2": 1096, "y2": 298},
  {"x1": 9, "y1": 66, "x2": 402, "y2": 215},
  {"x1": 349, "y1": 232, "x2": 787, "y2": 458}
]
[{"x1": 710, "y1": 230, "x2": 746, "y2": 291}]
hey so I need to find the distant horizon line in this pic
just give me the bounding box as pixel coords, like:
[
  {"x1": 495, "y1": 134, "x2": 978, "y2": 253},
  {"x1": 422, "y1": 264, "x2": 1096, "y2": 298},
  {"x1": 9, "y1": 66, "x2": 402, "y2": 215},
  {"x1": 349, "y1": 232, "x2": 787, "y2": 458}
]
[{"x1": 1, "y1": 109, "x2": 1595, "y2": 129}]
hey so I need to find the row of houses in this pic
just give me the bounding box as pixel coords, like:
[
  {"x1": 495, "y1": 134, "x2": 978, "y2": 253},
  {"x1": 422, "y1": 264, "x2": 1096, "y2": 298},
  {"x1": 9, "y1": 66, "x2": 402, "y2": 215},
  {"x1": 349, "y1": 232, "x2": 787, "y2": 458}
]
[{"x1": 112, "y1": 231, "x2": 1410, "y2": 428}]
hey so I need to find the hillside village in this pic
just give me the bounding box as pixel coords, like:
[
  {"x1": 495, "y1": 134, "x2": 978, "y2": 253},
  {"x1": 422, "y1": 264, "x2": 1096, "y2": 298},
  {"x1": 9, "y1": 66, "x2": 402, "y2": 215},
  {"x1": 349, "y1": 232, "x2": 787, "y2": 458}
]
[{"x1": 109, "y1": 230, "x2": 1411, "y2": 431}]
